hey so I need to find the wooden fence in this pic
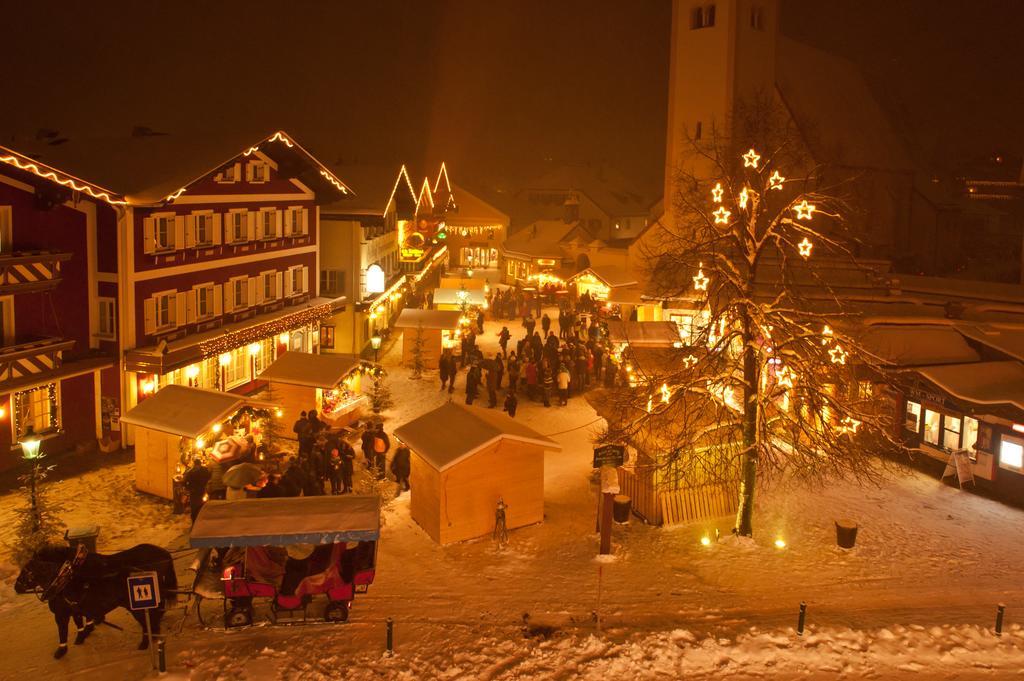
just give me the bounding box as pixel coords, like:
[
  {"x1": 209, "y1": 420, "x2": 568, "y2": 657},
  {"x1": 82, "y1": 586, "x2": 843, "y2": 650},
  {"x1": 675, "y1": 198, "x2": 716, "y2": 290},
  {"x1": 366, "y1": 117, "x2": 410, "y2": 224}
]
[{"x1": 617, "y1": 465, "x2": 739, "y2": 527}]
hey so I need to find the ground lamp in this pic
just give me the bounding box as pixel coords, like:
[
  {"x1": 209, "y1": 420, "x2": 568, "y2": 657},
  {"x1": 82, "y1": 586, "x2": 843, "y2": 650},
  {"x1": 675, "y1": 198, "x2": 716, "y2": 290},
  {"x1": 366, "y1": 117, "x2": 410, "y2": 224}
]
[
  {"x1": 370, "y1": 333, "x2": 382, "y2": 363},
  {"x1": 19, "y1": 425, "x2": 43, "y2": 532}
]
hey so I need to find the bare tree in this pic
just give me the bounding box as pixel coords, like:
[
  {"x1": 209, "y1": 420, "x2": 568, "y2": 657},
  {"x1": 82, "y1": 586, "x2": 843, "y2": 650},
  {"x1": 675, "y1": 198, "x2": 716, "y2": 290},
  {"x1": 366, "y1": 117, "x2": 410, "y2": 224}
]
[{"x1": 603, "y1": 99, "x2": 904, "y2": 537}]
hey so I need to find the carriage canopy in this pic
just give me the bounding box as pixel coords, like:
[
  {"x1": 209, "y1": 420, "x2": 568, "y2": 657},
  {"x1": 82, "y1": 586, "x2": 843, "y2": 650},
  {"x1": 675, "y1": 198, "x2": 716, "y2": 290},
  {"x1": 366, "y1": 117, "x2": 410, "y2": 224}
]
[{"x1": 190, "y1": 495, "x2": 381, "y2": 548}]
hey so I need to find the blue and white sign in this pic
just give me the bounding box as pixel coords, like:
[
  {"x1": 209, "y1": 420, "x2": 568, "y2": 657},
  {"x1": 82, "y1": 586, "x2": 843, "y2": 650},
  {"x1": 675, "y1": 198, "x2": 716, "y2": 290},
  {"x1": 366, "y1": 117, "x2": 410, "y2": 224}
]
[{"x1": 127, "y1": 571, "x2": 161, "y2": 610}]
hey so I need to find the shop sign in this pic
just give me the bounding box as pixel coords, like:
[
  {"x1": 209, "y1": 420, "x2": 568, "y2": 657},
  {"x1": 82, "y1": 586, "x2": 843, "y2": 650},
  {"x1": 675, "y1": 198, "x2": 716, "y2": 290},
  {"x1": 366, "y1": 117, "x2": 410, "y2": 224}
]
[
  {"x1": 593, "y1": 443, "x2": 626, "y2": 469},
  {"x1": 908, "y1": 385, "x2": 954, "y2": 409},
  {"x1": 365, "y1": 265, "x2": 385, "y2": 294},
  {"x1": 942, "y1": 450, "x2": 975, "y2": 488}
]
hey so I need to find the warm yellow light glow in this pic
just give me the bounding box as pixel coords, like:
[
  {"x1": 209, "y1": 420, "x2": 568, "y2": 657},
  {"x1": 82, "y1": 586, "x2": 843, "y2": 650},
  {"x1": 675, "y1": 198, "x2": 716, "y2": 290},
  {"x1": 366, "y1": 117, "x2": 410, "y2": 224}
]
[
  {"x1": 186, "y1": 364, "x2": 200, "y2": 379},
  {"x1": 768, "y1": 171, "x2": 785, "y2": 190},
  {"x1": 248, "y1": 342, "x2": 261, "y2": 356},
  {"x1": 742, "y1": 149, "x2": 761, "y2": 168},
  {"x1": 0, "y1": 153, "x2": 127, "y2": 205},
  {"x1": 776, "y1": 366, "x2": 794, "y2": 390},
  {"x1": 646, "y1": 397, "x2": 653, "y2": 413},
  {"x1": 275, "y1": 408, "x2": 283, "y2": 418},
  {"x1": 195, "y1": 438, "x2": 206, "y2": 450},
  {"x1": 711, "y1": 182, "x2": 724, "y2": 203},
  {"x1": 774, "y1": 539, "x2": 787, "y2": 549},
  {"x1": 838, "y1": 417, "x2": 861, "y2": 435},
  {"x1": 219, "y1": 353, "x2": 231, "y2": 367},
  {"x1": 660, "y1": 383, "x2": 672, "y2": 404},
  {"x1": 797, "y1": 238, "x2": 813, "y2": 258},
  {"x1": 822, "y1": 325, "x2": 833, "y2": 344},
  {"x1": 700, "y1": 536, "x2": 711, "y2": 546},
  {"x1": 0, "y1": 406, "x2": 6, "y2": 419},
  {"x1": 279, "y1": 333, "x2": 290, "y2": 344},
  {"x1": 794, "y1": 200, "x2": 816, "y2": 220},
  {"x1": 738, "y1": 187, "x2": 750, "y2": 209},
  {"x1": 829, "y1": 344, "x2": 847, "y2": 365},
  {"x1": 683, "y1": 354, "x2": 698, "y2": 368},
  {"x1": 141, "y1": 379, "x2": 156, "y2": 395},
  {"x1": 692, "y1": 263, "x2": 709, "y2": 291},
  {"x1": 713, "y1": 206, "x2": 731, "y2": 225},
  {"x1": 212, "y1": 423, "x2": 222, "y2": 433}
]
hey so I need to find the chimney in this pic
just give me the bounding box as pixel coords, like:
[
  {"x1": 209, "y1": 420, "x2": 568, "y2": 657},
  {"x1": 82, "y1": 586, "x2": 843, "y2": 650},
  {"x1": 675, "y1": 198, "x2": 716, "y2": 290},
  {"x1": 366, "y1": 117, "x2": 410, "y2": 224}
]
[{"x1": 563, "y1": 191, "x2": 580, "y2": 224}]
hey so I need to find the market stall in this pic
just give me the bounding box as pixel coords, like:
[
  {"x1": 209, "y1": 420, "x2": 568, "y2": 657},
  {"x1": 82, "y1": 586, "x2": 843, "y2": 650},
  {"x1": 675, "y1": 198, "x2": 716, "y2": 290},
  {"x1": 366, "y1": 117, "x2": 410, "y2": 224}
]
[
  {"x1": 257, "y1": 351, "x2": 370, "y2": 431},
  {"x1": 394, "y1": 402, "x2": 561, "y2": 544},
  {"x1": 569, "y1": 266, "x2": 638, "y2": 302},
  {"x1": 432, "y1": 286, "x2": 486, "y2": 311},
  {"x1": 393, "y1": 308, "x2": 464, "y2": 370},
  {"x1": 119, "y1": 385, "x2": 277, "y2": 500}
]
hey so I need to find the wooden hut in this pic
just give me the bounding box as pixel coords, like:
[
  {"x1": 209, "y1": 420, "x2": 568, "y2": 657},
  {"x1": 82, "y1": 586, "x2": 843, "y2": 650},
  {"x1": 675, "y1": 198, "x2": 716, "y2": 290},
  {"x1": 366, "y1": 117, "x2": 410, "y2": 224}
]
[
  {"x1": 257, "y1": 351, "x2": 366, "y2": 431},
  {"x1": 393, "y1": 309, "x2": 463, "y2": 370},
  {"x1": 393, "y1": 402, "x2": 561, "y2": 544},
  {"x1": 432, "y1": 286, "x2": 486, "y2": 311},
  {"x1": 119, "y1": 385, "x2": 275, "y2": 499}
]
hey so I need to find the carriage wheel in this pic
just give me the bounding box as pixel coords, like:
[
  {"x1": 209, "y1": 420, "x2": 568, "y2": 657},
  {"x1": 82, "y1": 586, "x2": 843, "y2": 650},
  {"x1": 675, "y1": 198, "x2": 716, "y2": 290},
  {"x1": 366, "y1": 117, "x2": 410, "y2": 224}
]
[
  {"x1": 226, "y1": 605, "x2": 253, "y2": 628},
  {"x1": 324, "y1": 600, "x2": 350, "y2": 623}
]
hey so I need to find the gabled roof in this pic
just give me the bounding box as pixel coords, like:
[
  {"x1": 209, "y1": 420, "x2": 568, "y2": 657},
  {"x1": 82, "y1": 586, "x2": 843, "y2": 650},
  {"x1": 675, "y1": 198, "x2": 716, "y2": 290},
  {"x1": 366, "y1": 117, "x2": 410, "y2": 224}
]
[
  {"x1": 393, "y1": 402, "x2": 561, "y2": 471},
  {"x1": 916, "y1": 361, "x2": 1024, "y2": 412},
  {"x1": 433, "y1": 162, "x2": 452, "y2": 195},
  {"x1": 605, "y1": 321, "x2": 681, "y2": 347},
  {"x1": 393, "y1": 308, "x2": 463, "y2": 330},
  {"x1": 119, "y1": 385, "x2": 274, "y2": 439},
  {"x1": 322, "y1": 163, "x2": 415, "y2": 217},
  {"x1": 447, "y1": 182, "x2": 509, "y2": 227},
  {"x1": 501, "y1": 220, "x2": 576, "y2": 260},
  {"x1": 1, "y1": 130, "x2": 351, "y2": 206},
  {"x1": 571, "y1": 265, "x2": 639, "y2": 289},
  {"x1": 417, "y1": 177, "x2": 434, "y2": 211},
  {"x1": 257, "y1": 351, "x2": 362, "y2": 389},
  {"x1": 524, "y1": 164, "x2": 651, "y2": 218}
]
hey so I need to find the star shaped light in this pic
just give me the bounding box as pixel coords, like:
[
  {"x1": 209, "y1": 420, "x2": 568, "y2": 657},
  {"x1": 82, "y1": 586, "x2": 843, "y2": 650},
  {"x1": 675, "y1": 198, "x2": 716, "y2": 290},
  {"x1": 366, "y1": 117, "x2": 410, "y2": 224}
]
[
  {"x1": 768, "y1": 171, "x2": 785, "y2": 190},
  {"x1": 739, "y1": 187, "x2": 750, "y2": 209},
  {"x1": 683, "y1": 354, "x2": 698, "y2": 368},
  {"x1": 711, "y1": 182, "x2": 724, "y2": 203},
  {"x1": 822, "y1": 325, "x2": 833, "y2": 345},
  {"x1": 838, "y1": 416, "x2": 861, "y2": 435},
  {"x1": 713, "y1": 206, "x2": 731, "y2": 224},
  {"x1": 829, "y1": 344, "x2": 848, "y2": 365},
  {"x1": 776, "y1": 366, "x2": 794, "y2": 390},
  {"x1": 797, "y1": 237, "x2": 813, "y2": 259},
  {"x1": 742, "y1": 148, "x2": 761, "y2": 168},
  {"x1": 794, "y1": 200, "x2": 816, "y2": 220},
  {"x1": 692, "y1": 263, "x2": 709, "y2": 291}
]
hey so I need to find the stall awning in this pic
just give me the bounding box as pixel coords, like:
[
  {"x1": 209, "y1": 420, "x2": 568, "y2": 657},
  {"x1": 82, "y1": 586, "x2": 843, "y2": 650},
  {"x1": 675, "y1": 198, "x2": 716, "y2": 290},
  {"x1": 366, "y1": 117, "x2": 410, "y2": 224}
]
[
  {"x1": 119, "y1": 385, "x2": 274, "y2": 439},
  {"x1": 916, "y1": 361, "x2": 1024, "y2": 412},
  {"x1": 860, "y1": 325, "x2": 981, "y2": 367},
  {"x1": 394, "y1": 402, "x2": 561, "y2": 471},
  {"x1": 432, "y1": 287, "x2": 486, "y2": 307},
  {"x1": 571, "y1": 265, "x2": 639, "y2": 289},
  {"x1": 394, "y1": 308, "x2": 463, "y2": 330},
  {"x1": 606, "y1": 321, "x2": 681, "y2": 347},
  {"x1": 258, "y1": 351, "x2": 361, "y2": 389},
  {"x1": 190, "y1": 495, "x2": 381, "y2": 547}
]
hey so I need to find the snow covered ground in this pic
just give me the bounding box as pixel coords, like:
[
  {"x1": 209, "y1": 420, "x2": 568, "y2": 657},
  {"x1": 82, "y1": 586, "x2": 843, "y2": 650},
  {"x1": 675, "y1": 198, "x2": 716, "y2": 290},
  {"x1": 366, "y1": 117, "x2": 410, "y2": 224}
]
[{"x1": 1, "y1": 307, "x2": 1024, "y2": 679}]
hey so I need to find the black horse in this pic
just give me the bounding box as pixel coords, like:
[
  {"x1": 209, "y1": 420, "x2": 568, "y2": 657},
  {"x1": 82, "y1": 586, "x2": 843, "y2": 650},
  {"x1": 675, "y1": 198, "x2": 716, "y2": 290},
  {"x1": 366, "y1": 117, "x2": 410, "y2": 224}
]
[{"x1": 14, "y1": 543, "x2": 178, "y2": 659}]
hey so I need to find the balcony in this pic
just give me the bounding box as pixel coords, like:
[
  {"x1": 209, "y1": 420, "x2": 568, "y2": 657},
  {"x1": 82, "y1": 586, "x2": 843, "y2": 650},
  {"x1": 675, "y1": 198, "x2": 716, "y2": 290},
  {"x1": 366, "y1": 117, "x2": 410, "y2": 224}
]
[
  {"x1": 0, "y1": 336, "x2": 74, "y2": 385},
  {"x1": 0, "y1": 251, "x2": 73, "y2": 294}
]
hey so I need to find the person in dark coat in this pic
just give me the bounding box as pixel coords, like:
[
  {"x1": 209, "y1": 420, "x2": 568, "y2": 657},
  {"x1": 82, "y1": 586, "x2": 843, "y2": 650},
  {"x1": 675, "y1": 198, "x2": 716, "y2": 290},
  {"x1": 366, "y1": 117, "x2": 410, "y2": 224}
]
[
  {"x1": 540, "y1": 360, "x2": 554, "y2": 407},
  {"x1": 373, "y1": 424, "x2": 391, "y2": 480},
  {"x1": 439, "y1": 349, "x2": 453, "y2": 390},
  {"x1": 498, "y1": 326, "x2": 511, "y2": 356},
  {"x1": 390, "y1": 445, "x2": 411, "y2": 492},
  {"x1": 257, "y1": 473, "x2": 285, "y2": 498},
  {"x1": 361, "y1": 426, "x2": 377, "y2": 468},
  {"x1": 280, "y1": 457, "x2": 306, "y2": 497},
  {"x1": 503, "y1": 390, "x2": 518, "y2": 418},
  {"x1": 506, "y1": 351, "x2": 520, "y2": 394},
  {"x1": 293, "y1": 410, "x2": 311, "y2": 456},
  {"x1": 339, "y1": 441, "x2": 355, "y2": 494},
  {"x1": 307, "y1": 410, "x2": 325, "y2": 437},
  {"x1": 465, "y1": 362, "x2": 481, "y2": 405},
  {"x1": 523, "y1": 314, "x2": 535, "y2": 338},
  {"x1": 476, "y1": 309, "x2": 485, "y2": 335},
  {"x1": 485, "y1": 364, "x2": 498, "y2": 408},
  {"x1": 494, "y1": 354, "x2": 505, "y2": 390},
  {"x1": 182, "y1": 457, "x2": 212, "y2": 523},
  {"x1": 541, "y1": 313, "x2": 551, "y2": 336}
]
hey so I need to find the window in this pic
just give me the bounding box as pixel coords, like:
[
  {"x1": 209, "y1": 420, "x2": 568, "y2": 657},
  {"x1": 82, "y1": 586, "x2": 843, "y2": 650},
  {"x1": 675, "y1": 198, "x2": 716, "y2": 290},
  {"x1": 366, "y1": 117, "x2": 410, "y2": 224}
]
[
  {"x1": 905, "y1": 401, "x2": 921, "y2": 432},
  {"x1": 97, "y1": 298, "x2": 116, "y2": 338},
  {"x1": 215, "y1": 163, "x2": 239, "y2": 183},
  {"x1": 14, "y1": 383, "x2": 59, "y2": 438},
  {"x1": 232, "y1": 277, "x2": 248, "y2": 309},
  {"x1": 202, "y1": 357, "x2": 218, "y2": 390},
  {"x1": 320, "y1": 325, "x2": 335, "y2": 350},
  {"x1": 750, "y1": 6, "x2": 764, "y2": 29},
  {"x1": 691, "y1": 4, "x2": 715, "y2": 29},
  {"x1": 320, "y1": 269, "x2": 344, "y2": 296},
  {"x1": 694, "y1": 121, "x2": 702, "y2": 141},
  {"x1": 155, "y1": 292, "x2": 174, "y2": 328},
  {"x1": 288, "y1": 207, "x2": 304, "y2": 236},
  {"x1": 261, "y1": 210, "x2": 278, "y2": 239},
  {"x1": 999, "y1": 435, "x2": 1024, "y2": 471},
  {"x1": 963, "y1": 416, "x2": 979, "y2": 455},
  {"x1": 291, "y1": 267, "x2": 303, "y2": 295},
  {"x1": 194, "y1": 213, "x2": 213, "y2": 246},
  {"x1": 942, "y1": 415, "x2": 962, "y2": 450},
  {"x1": 222, "y1": 347, "x2": 249, "y2": 389},
  {"x1": 248, "y1": 161, "x2": 269, "y2": 183},
  {"x1": 263, "y1": 272, "x2": 276, "y2": 301},
  {"x1": 253, "y1": 338, "x2": 275, "y2": 375},
  {"x1": 196, "y1": 285, "x2": 215, "y2": 319},
  {"x1": 155, "y1": 215, "x2": 175, "y2": 250},
  {"x1": 858, "y1": 382, "x2": 874, "y2": 399},
  {"x1": 228, "y1": 211, "x2": 247, "y2": 243},
  {"x1": 922, "y1": 408, "x2": 941, "y2": 445}
]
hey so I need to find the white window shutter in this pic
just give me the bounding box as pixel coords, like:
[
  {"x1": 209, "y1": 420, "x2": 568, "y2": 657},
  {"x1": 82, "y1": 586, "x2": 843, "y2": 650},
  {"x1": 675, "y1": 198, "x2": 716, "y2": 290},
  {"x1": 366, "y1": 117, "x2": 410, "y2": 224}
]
[
  {"x1": 254, "y1": 276, "x2": 264, "y2": 305},
  {"x1": 212, "y1": 213, "x2": 222, "y2": 245},
  {"x1": 248, "y1": 277, "x2": 257, "y2": 307},
  {"x1": 143, "y1": 297, "x2": 156, "y2": 335},
  {"x1": 213, "y1": 284, "x2": 223, "y2": 316},
  {"x1": 186, "y1": 290, "x2": 197, "y2": 323},
  {"x1": 276, "y1": 271, "x2": 283, "y2": 299},
  {"x1": 275, "y1": 210, "x2": 283, "y2": 236},
  {"x1": 301, "y1": 266, "x2": 308, "y2": 294},
  {"x1": 247, "y1": 211, "x2": 256, "y2": 241},
  {"x1": 184, "y1": 215, "x2": 196, "y2": 248},
  {"x1": 284, "y1": 209, "x2": 293, "y2": 235},
  {"x1": 143, "y1": 217, "x2": 156, "y2": 254},
  {"x1": 175, "y1": 292, "x2": 187, "y2": 327},
  {"x1": 223, "y1": 282, "x2": 234, "y2": 313},
  {"x1": 245, "y1": 162, "x2": 253, "y2": 182},
  {"x1": 233, "y1": 162, "x2": 241, "y2": 180},
  {"x1": 284, "y1": 269, "x2": 293, "y2": 297},
  {"x1": 255, "y1": 211, "x2": 265, "y2": 240},
  {"x1": 174, "y1": 215, "x2": 185, "y2": 250},
  {"x1": 301, "y1": 208, "x2": 309, "y2": 235}
]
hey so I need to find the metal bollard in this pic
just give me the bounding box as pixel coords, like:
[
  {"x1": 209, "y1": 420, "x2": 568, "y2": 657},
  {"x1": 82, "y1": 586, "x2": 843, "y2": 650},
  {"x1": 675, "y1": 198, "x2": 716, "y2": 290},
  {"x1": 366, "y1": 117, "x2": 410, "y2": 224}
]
[
  {"x1": 996, "y1": 604, "x2": 1006, "y2": 637},
  {"x1": 386, "y1": 617, "x2": 394, "y2": 656},
  {"x1": 797, "y1": 601, "x2": 807, "y2": 636},
  {"x1": 157, "y1": 638, "x2": 166, "y2": 672}
]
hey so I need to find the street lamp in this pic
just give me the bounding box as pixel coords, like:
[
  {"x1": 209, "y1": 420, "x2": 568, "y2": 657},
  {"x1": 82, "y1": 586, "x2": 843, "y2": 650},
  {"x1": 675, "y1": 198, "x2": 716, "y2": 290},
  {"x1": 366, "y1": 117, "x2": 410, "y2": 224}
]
[
  {"x1": 370, "y1": 333, "x2": 382, "y2": 363},
  {"x1": 19, "y1": 425, "x2": 43, "y2": 533}
]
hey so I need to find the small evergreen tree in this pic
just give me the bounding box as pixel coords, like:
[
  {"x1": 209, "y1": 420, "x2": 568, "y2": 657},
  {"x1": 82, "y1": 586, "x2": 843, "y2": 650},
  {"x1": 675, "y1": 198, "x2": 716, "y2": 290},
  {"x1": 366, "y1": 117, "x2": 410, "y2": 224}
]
[
  {"x1": 7, "y1": 461, "x2": 65, "y2": 566},
  {"x1": 260, "y1": 384, "x2": 285, "y2": 455},
  {"x1": 411, "y1": 322, "x2": 427, "y2": 380},
  {"x1": 370, "y1": 375, "x2": 394, "y2": 416}
]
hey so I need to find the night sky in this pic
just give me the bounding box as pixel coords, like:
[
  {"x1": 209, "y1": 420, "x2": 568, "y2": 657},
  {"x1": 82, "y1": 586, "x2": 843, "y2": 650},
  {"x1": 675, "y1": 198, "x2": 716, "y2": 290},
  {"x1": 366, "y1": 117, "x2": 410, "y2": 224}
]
[{"x1": 3, "y1": 0, "x2": 1021, "y2": 197}]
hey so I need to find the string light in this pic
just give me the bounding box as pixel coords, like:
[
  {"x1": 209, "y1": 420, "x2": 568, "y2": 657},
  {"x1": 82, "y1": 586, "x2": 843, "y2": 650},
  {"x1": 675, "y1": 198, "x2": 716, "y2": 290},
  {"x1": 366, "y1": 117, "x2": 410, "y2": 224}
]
[
  {"x1": 713, "y1": 206, "x2": 731, "y2": 225},
  {"x1": 794, "y1": 200, "x2": 816, "y2": 220},
  {"x1": 797, "y1": 238, "x2": 813, "y2": 258},
  {"x1": 660, "y1": 383, "x2": 672, "y2": 404},
  {"x1": 711, "y1": 182, "x2": 724, "y2": 203},
  {"x1": 829, "y1": 344, "x2": 847, "y2": 365},
  {"x1": 218, "y1": 353, "x2": 231, "y2": 367},
  {"x1": 768, "y1": 171, "x2": 785, "y2": 190},
  {"x1": 742, "y1": 149, "x2": 761, "y2": 168},
  {"x1": 13, "y1": 383, "x2": 60, "y2": 436},
  {"x1": 692, "y1": 262, "x2": 709, "y2": 291},
  {"x1": 821, "y1": 325, "x2": 833, "y2": 345},
  {"x1": 738, "y1": 187, "x2": 750, "y2": 209},
  {"x1": 0, "y1": 151, "x2": 127, "y2": 205},
  {"x1": 838, "y1": 417, "x2": 861, "y2": 435}
]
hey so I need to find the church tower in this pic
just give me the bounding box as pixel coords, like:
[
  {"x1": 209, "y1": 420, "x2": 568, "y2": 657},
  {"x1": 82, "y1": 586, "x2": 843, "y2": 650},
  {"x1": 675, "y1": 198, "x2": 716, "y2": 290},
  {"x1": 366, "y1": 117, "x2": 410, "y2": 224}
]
[{"x1": 663, "y1": 0, "x2": 779, "y2": 210}]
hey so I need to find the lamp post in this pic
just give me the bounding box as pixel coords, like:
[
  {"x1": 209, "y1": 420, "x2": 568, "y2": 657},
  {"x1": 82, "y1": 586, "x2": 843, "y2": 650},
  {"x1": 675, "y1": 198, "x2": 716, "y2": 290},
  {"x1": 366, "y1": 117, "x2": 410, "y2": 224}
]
[
  {"x1": 19, "y1": 425, "x2": 43, "y2": 533},
  {"x1": 370, "y1": 333, "x2": 382, "y2": 363}
]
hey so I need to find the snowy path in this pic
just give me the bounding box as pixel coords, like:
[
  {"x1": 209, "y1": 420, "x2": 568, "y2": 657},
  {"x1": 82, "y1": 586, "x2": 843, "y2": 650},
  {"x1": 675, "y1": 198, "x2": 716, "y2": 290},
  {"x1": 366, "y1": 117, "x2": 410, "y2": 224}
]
[{"x1": 2, "y1": 307, "x2": 1024, "y2": 679}]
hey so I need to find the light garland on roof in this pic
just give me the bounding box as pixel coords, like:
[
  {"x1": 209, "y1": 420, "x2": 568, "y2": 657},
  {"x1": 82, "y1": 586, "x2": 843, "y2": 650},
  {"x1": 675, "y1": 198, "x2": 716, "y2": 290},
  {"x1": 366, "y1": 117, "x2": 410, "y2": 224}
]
[
  {"x1": 320, "y1": 170, "x2": 349, "y2": 194},
  {"x1": 0, "y1": 153, "x2": 127, "y2": 205},
  {"x1": 199, "y1": 301, "x2": 335, "y2": 357}
]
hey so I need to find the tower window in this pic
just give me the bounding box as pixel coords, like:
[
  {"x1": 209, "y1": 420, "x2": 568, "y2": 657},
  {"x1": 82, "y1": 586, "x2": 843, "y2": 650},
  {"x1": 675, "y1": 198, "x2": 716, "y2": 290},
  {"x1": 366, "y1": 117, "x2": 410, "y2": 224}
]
[
  {"x1": 750, "y1": 6, "x2": 764, "y2": 30},
  {"x1": 694, "y1": 121, "x2": 703, "y2": 141},
  {"x1": 691, "y1": 4, "x2": 716, "y2": 29}
]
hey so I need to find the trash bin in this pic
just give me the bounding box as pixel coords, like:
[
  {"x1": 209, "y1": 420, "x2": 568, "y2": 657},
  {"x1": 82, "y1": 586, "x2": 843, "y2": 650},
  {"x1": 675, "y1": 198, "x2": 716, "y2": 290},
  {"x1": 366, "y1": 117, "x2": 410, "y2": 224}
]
[
  {"x1": 65, "y1": 525, "x2": 100, "y2": 553},
  {"x1": 613, "y1": 495, "x2": 632, "y2": 523},
  {"x1": 835, "y1": 519, "x2": 858, "y2": 549}
]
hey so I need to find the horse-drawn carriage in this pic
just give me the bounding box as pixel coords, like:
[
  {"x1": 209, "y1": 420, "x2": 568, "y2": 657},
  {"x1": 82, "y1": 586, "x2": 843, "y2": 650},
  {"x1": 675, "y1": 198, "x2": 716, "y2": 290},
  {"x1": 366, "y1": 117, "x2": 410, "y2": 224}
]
[{"x1": 188, "y1": 494, "x2": 380, "y2": 628}]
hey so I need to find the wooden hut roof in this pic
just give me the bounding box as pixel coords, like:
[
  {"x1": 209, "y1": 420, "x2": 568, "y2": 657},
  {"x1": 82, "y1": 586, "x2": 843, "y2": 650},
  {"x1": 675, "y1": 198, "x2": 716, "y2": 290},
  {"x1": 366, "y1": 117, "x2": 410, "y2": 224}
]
[
  {"x1": 393, "y1": 402, "x2": 561, "y2": 471},
  {"x1": 394, "y1": 308, "x2": 463, "y2": 330},
  {"x1": 119, "y1": 385, "x2": 274, "y2": 439},
  {"x1": 258, "y1": 351, "x2": 362, "y2": 389}
]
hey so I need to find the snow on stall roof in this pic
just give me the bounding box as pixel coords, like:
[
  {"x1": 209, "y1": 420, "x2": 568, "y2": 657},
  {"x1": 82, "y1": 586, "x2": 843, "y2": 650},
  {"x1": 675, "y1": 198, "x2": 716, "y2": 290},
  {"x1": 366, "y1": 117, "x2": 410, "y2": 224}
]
[
  {"x1": 257, "y1": 351, "x2": 361, "y2": 389},
  {"x1": 432, "y1": 287, "x2": 486, "y2": 306},
  {"x1": 917, "y1": 361, "x2": 1024, "y2": 411},
  {"x1": 859, "y1": 325, "x2": 981, "y2": 366},
  {"x1": 955, "y1": 322, "x2": 1024, "y2": 362},
  {"x1": 606, "y1": 320, "x2": 681, "y2": 347},
  {"x1": 393, "y1": 402, "x2": 560, "y2": 471},
  {"x1": 572, "y1": 265, "x2": 638, "y2": 289},
  {"x1": 393, "y1": 308, "x2": 463, "y2": 330},
  {"x1": 189, "y1": 495, "x2": 381, "y2": 547},
  {"x1": 118, "y1": 385, "x2": 274, "y2": 439}
]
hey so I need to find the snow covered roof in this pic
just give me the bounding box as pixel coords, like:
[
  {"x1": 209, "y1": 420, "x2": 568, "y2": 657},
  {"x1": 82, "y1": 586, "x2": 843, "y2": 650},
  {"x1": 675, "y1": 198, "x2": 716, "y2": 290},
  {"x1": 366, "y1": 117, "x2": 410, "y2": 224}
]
[
  {"x1": 955, "y1": 323, "x2": 1024, "y2": 363},
  {"x1": 322, "y1": 163, "x2": 416, "y2": 217},
  {"x1": 393, "y1": 402, "x2": 561, "y2": 471},
  {"x1": 190, "y1": 495, "x2": 381, "y2": 547},
  {"x1": 860, "y1": 325, "x2": 981, "y2": 366},
  {"x1": 447, "y1": 182, "x2": 510, "y2": 227},
  {"x1": 393, "y1": 308, "x2": 463, "y2": 330},
  {"x1": 605, "y1": 321, "x2": 681, "y2": 347},
  {"x1": 257, "y1": 351, "x2": 361, "y2": 389},
  {"x1": 501, "y1": 220, "x2": 576, "y2": 260},
  {"x1": 572, "y1": 265, "x2": 638, "y2": 289},
  {"x1": 432, "y1": 287, "x2": 486, "y2": 306},
  {"x1": 119, "y1": 385, "x2": 275, "y2": 439},
  {"x1": 916, "y1": 361, "x2": 1024, "y2": 412}
]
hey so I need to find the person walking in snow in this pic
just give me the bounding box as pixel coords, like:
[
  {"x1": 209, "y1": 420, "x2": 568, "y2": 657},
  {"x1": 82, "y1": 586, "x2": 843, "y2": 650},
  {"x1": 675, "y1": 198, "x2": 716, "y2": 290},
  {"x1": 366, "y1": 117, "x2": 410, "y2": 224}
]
[
  {"x1": 506, "y1": 351, "x2": 520, "y2": 394},
  {"x1": 523, "y1": 313, "x2": 535, "y2": 338},
  {"x1": 494, "y1": 353, "x2": 505, "y2": 390},
  {"x1": 466, "y1": 362, "x2": 481, "y2": 405},
  {"x1": 373, "y1": 424, "x2": 390, "y2": 481},
  {"x1": 541, "y1": 313, "x2": 551, "y2": 336},
  {"x1": 390, "y1": 445, "x2": 411, "y2": 492},
  {"x1": 361, "y1": 425, "x2": 377, "y2": 468},
  {"x1": 485, "y1": 363, "x2": 498, "y2": 408},
  {"x1": 498, "y1": 326, "x2": 511, "y2": 356},
  {"x1": 183, "y1": 457, "x2": 211, "y2": 523},
  {"x1": 557, "y1": 363, "x2": 571, "y2": 406},
  {"x1": 503, "y1": 390, "x2": 518, "y2": 418}
]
